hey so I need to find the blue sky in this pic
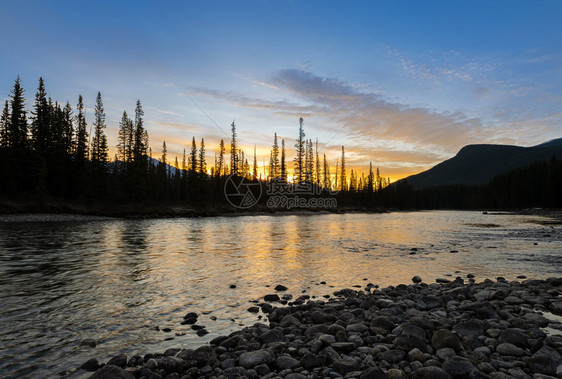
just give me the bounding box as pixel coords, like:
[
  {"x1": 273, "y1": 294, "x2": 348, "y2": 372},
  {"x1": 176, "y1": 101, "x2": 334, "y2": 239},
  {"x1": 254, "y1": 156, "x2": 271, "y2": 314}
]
[{"x1": 1, "y1": 1, "x2": 561, "y2": 180}]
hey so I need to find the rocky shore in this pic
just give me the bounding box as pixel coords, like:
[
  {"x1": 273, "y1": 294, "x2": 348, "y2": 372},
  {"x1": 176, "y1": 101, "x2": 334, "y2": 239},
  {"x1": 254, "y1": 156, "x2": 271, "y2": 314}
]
[{"x1": 84, "y1": 277, "x2": 562, "y2": 379}]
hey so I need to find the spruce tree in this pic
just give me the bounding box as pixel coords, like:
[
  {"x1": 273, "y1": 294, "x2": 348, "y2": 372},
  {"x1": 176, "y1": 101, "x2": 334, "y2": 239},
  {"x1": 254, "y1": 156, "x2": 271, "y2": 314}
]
[
  {"x1": 217, "y1": 139, "x2": 225, "y2": 177},
  {"x1": 117, "y1": 111, "x2": 133, "y2": 164},
  {"x1": 271, "y1": 133, "x2": 280, "y2": 178},
  {"x1": 75, "y1": 95, "x2": 89, "y2": 163},
  {"x1": 9, "y1": 76, "x2": 28, "y2": 149},
  {"x1": 340, "y1": 146, "x2": 346, "y2": 191},
  {"x1": 280, "y1": 139, "x2": 287, "y2": 181},
  {"x1": 253, "y1": 145, "x2": 258, "y2": 179},
  {"x1": 91, "y1": 92, "x2": 108, "y2": 166},
  {"x1": 62, "y1": 102, "x2": 74, "y2": 155},
  {"x1": 0, "y1": 101, "x2": 9, "y2": 148},
  {"x1": 189, "y1": 137, "x2": 197, "y2": 173},
  {"x1": 294, "y1": 117, "x2": 305, "y2": 182},
  {"x1": 31, "y1": 77, "x2": 50, "y2": 155},
  {"x1": 133, "y1": 100, "x2": 148, "y2": 164},
  {"x1": 199, "y1": 138, "x2": 206, "y2": 174},
  {"x1": 230, "y1": 120, "x2": 238, "y2": 174}
]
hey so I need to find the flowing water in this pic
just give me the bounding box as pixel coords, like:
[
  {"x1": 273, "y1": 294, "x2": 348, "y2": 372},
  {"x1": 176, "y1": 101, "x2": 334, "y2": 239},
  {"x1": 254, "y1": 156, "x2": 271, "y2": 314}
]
[{"x1": 0, "y1": 211, "x2": 561, "y2": 378}]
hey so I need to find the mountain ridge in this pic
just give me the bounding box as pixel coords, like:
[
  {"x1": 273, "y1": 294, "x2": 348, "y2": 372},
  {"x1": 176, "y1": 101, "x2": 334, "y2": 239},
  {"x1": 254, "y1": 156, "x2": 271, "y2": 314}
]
[{"x1": 403, "y1": 138, "x2": 562, "y2": 189}]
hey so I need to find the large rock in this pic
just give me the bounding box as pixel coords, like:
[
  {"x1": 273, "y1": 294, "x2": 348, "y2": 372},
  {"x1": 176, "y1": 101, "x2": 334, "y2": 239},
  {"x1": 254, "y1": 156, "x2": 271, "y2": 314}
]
[
  {"x1": 300, "y1": 352, "x2": 325, "y2": 369},
  {"x1": 412, "y1": 366, "x2": 452, "y2": 379},
  {"x1": 378, "y1": 349, "x2": 406, "y2": 363},
  {"x1": 239, "y1": 349, "x2": 273, "y2": 368},
  {"x1": 418, "y1": 296, "x2": 444, "y2": 310},
  {"x1": 526, "y1": 345, "x2": 562, "y2": 376},
  {"x1": 81, "y1": 358, "x2": 102, "y2": 371},
  {"x1": 106, "y1": 354, "x2": 128, "y2": 368},
  {"x1": 499, "y1": 328, "x2": 528, "y2": 348},
  {"x1": 453, "y1": 320, "x2": 484, "y2": 337},
  {"x1": 310, "y1": 310, "x2": 336, "y2": 323},
  {"x1": 258, "y1": 329, "x2": 284, "y2": 344},
  {"x1": 333, "y1": 358, "x2": 360, "y2": 375},
  {"x1": 496, "y1": 343, "x2": 526, "y2": 357},
  {"x1": 431, "y1": 329, "x2": 464, "y2": 353},
  {"x1": 89, "y1": 365, "x2": 135, "y2": 379},
  {"x1": 275, "y1": 355, "x2": 300, "y2": 370},
  {"x1": 360, "y1": 366, "x2": 388, "y2": 379},
  {"x1": 442, "y1": 356, "x2": 475, "y2": 377},
  {"x1": 193, "y1": 346, "x2": 216, "y2": 367}
]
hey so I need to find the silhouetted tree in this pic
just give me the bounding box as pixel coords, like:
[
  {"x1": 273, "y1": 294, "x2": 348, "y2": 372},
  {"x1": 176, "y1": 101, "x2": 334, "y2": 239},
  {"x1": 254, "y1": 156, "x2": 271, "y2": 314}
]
[
  {"x1": 230, "y1": 120, "x2": 238, "y2": 174},
  {"x1": 30, "y1": 77, "x2": 50, "y2": 156},
  {"x1": 294, "y1": 117, "x2": 305, "y2": 182},
  {"x1": 8, "y1": 76, "x2": 28, "y2": 149},
  {"x1": 91, "y1": 92, "x2": 108, "y2": 167},
  {"x1": 340, "y1": 146, "x2": 346, "y2": 191},
  {"x1": 75, "y1": 95, "x2": 89, "y2": 163},
  {"x1": 281, "y1": 139, "x2": 287, "y2": 181},
  {"x1": 199, "y1": 138, "x2": 206, "y2": 174},
  {"x1": 0, "y1": 101, "x2": 9, "y2": 148},
  {"x1": 217, "y1": 139, "x2": 225, "y2": 177}
]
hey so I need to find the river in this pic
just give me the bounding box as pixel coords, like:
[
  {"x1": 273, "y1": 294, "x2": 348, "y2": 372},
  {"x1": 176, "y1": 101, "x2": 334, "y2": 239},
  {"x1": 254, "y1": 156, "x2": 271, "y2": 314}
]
[{"x1": 0, "y1": 211, "x2": 560, "y2": 377}]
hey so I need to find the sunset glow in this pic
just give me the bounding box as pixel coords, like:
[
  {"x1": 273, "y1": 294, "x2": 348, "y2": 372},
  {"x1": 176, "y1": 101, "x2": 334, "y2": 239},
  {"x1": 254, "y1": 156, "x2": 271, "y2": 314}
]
[{"x1": 1, "y1": 1, "x2": 560, "y2": 182}]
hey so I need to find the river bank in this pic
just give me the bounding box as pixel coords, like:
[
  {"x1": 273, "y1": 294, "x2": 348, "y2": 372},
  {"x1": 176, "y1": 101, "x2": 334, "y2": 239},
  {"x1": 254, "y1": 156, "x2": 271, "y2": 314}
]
[{"x1": 82, "y1": 277, "x2": 562, "y2": 379}]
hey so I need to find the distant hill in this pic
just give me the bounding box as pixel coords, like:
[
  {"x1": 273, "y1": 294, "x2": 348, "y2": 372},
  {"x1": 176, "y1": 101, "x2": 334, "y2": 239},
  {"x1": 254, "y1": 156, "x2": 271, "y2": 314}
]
[{"x1": 403, "y1": 138, "x2": 562, "y2": 189}]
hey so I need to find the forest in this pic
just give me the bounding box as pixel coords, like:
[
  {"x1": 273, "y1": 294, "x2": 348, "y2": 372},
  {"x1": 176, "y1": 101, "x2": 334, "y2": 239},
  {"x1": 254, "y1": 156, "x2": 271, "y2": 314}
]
[
  {"x1": 0, "y1": 77, "x2": 393, "y2": 214},
  {"x1": 1, "y1": 76, "x2": 560, "y2": 215}
]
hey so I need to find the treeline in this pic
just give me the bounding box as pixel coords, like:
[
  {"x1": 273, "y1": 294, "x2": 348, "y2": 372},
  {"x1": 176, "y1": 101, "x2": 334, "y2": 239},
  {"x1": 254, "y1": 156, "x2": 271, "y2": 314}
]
[
  {"x1": 0, "y1": 76, "x2": 393, "y2": 213},
  {"x1": 388, "y1": 156, "x2": 562, "y2": 209}
]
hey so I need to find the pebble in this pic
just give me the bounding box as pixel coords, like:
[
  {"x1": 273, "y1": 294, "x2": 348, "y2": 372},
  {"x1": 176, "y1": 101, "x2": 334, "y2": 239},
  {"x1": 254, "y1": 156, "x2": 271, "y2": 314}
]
[{"x1": 85, "y1": 276, "x2": 562, "y2": 378}]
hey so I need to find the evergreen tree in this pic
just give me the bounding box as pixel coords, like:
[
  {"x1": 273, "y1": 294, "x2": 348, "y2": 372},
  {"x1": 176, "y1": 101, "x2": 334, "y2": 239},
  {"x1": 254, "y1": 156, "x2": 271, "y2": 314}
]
[
  {"x1": 349, "y1": 169, "x2": 356, "y2": 193},
  {"x1": 280, "y1": 139, "x2": 287, "y2": 181},
  {"x1": 253, "y1": 145, "x2": 258, "y2": 179},
  {"x1": 91, "y1": 92, "x2": 108, "y2": 166},
  {"x1": 9, "y1": 76, "x2": 28, "y2": 149},
  {"x1": 0, "y1": 101, "x2": 9, "y2": 148},
  {"x1": 31, "y1": 77, "x2": 50, "y2": 155},
  {"x1": 62, "y1": 102, "x2": 74, "y2": 155},
  {"x1": 75, "y1": 94, "x2": 89, "y2": 162},
  {"x1": 217, "y1": 139, "x2": 225, "y2": 177},
  {"x1": 367, "y1": 162, "x2": 374, "y2": 192},
  {"x1": 199, "y1": 138, "x2": 206, "y2": 174},
  {"x1": 271, "y1": 133, "x2": 280, "y2": 178},
  {"x1": 189, "y1": 137, "x2": 197, "y2": 173},
  {"x1": 340, "y1": 146, "x2": 346, "y2": 191},
  {"x1": 117, "y1": 111, "x2": 133, "y2": 165},
  {"x1": 323, "y1": 154, "x2": 329, "y2": 189},
  {"x1": 133, "y1": 100, "x2": 148, "y2": 164},
  {"x1": 315, "y1": 139, "x2": 320, "y2": 185},
  {"x1": 294, "y1": 117, "x2": 305, "y2": 182},
  {"x1": 305, "y1": 139, "x2": 313, "y2": 181},
  {"x1": 230, "y1": 120, "x2": 238, "y2": 174}
]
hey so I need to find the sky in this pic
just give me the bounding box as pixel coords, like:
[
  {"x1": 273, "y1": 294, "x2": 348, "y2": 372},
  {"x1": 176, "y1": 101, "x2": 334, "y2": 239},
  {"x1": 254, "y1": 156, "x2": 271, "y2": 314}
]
[{"x1": 1, "y1": 1, "x2": 561, "y2": 181}]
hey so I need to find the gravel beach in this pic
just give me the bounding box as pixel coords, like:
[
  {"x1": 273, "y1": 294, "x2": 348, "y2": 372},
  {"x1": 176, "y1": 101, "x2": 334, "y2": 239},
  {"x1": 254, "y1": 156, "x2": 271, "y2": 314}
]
[{"x1": 82, "y1": 276, "x2": 562, "y2": 379}]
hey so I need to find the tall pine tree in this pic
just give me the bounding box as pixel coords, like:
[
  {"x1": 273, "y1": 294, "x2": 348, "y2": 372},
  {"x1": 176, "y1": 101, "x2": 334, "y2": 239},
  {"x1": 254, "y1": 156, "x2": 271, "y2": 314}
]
[{"x1": 9, "y1": 76, "x2": 28, "y2": 149}]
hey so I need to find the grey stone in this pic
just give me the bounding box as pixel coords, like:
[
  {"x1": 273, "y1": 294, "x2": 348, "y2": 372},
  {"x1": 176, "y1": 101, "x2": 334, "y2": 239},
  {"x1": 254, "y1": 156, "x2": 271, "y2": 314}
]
[
  {"x1": 431, "y1": 329, "x2": 464, "y2": 353},
  {"x1": 412, "y1": 366, "x2": 452, "y2": 379},
  {"x1": 333, "y1": 358, "x2": 360, "y2": 375},
  {"x1": 442, "y1": 356, "x2": 474, "y2": 377},
  {"x1": 89, "y1": 365, "x2": 135, "y2": 379},
  {"x1": 496, "y1": 342, "x2": 526, "y2": 357},
  {"x1": 275, "y1": 355, "x2": 299, "y2": 370},
  {"x1": 527, "y1": 345, "x2": 562, "y2": 376},
  {"x1": 258, "y1": 329, "x2": 284, "y2": 344},
  {"x1": 81, "y1": 358, "x2": 101, "y2": 371},
  {"x1": 239, "y1": 349, "x2": 273, "y2": 368},
  {"x1": 378, "y1": 349, "x2": 406, "y2": 363},
  {"x1": 106, "y1": 354, "x2": 128, "y2": 368}
]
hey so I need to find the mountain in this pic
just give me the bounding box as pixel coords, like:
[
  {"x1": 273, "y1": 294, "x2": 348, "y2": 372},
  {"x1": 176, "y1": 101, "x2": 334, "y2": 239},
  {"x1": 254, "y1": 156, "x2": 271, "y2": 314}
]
[{"x1": 403, "y1": 138, "x2": 562, "y2": 189}]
